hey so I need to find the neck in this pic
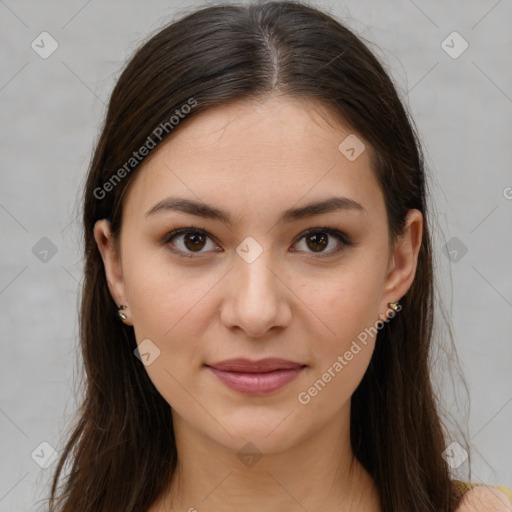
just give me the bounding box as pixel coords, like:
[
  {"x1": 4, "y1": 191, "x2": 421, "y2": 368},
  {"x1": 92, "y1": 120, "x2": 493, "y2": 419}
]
[{"x1": 151, "y1": 402, "x2": 381, "y2": 512}]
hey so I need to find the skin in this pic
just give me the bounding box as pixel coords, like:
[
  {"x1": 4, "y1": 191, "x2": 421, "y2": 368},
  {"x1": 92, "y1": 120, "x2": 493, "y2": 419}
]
[
  {"x1": 457, "y1": 487, "x2": 512, "y2": 512},
  {"x1": 94, "y1": 95, "x2": 424, "y2": 512}
]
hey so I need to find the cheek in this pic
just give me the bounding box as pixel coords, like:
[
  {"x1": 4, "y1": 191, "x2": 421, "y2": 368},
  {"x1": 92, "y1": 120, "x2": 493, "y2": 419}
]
[
  {"x1": 123, "y1": 258, "x2": 215, "y2": 405},
  {"x1": 296, "y1": 278, "x2": 379, "y2": 413},
  {"x1": 122, "y1": 241, "x2": 215, "y2": 337},
  {"x1": 305, "y1": 266, "x2": 383, "y2": 346}
]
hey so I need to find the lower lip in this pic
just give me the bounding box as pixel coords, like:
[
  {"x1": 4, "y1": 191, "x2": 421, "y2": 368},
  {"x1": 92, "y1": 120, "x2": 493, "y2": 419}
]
[{"x1": 206, "y1": 366, "x2": 305, "y2": 395}]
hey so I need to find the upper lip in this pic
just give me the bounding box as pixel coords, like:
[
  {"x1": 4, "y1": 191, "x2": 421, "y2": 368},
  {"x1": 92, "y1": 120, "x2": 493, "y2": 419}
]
[{"x1": 206, "y1": 358, "x2": 306, "y2": 373}]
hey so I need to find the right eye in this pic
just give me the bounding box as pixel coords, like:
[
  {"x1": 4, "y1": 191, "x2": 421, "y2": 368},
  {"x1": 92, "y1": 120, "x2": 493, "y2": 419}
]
[{"x1": 164, "y1": 227, "x2": 222, "y2": 258}]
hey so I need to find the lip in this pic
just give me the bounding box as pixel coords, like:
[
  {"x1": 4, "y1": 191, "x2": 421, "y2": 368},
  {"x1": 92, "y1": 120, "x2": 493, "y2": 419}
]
[
  {"x1": 207, "y1": 357, "x2": 305, "y2": 372},
  {"x1": 205, "y1": 358, "x2": 306, "y2": 395}
]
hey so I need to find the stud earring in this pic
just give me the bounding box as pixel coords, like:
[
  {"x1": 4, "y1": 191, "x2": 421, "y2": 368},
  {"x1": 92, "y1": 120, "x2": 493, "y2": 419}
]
[
  {"x1": 117, "y1": 304, "x2": 127, "y2": 321},
  {"x1": 388, "y1": 302, "x2": 399, "y2": 312}
]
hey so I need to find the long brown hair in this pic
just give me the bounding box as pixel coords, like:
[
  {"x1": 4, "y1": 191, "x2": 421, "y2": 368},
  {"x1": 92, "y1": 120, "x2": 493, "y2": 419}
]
[{"x1": 45, "y1": 2, "x2": 472, "y2": 510}]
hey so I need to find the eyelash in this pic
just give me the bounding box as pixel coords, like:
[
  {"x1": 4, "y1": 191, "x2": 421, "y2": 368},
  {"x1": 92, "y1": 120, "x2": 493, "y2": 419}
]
[{"x1": 162, "y1": 226, "x2": 352, "y2": 259}]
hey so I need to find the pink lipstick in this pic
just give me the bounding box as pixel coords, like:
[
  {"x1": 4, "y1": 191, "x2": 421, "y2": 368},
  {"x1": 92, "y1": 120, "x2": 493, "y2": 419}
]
[{"x1": 205, "y1": 358, "x2": 306, "y2": 395}]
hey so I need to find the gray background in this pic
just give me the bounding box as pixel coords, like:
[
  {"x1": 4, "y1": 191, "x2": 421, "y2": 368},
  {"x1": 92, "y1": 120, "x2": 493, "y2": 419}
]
[{"x1": 1, "y1": 0, "x2": 511, "y2": 509}]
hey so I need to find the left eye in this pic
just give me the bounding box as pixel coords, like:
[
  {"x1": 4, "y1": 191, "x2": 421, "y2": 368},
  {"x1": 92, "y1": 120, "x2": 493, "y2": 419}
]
[
  {"x1": 164, "y1": 227, "x2": 349, "y2": 258},
  {"x1": 292, "y1": 227, "x2": 349, "y2": 257}
]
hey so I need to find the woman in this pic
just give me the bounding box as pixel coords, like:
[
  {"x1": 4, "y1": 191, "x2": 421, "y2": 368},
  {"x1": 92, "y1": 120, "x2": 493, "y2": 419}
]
[{"x1": 46, "y1": 1, "x2": 511, "y2": 511}]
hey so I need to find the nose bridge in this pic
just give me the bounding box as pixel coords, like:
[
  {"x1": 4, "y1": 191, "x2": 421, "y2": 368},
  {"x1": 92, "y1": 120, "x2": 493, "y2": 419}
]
[
  {"x1": 235, "y1": 236, "x2": 279, "y2": 301},
  {"x1": 223, "y1": 235, "x2": 288, "y2": 335}
]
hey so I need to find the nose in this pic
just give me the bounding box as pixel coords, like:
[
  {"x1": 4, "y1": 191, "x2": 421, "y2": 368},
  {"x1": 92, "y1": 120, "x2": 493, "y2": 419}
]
[{"x1": 220, "y1": 248, "x2": 292, "y2": 338}]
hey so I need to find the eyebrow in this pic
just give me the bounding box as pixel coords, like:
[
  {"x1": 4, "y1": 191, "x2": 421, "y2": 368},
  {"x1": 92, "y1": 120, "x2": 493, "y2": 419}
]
[{"x1": 145, "y1": 195, "x2": 367, "y2": 225}]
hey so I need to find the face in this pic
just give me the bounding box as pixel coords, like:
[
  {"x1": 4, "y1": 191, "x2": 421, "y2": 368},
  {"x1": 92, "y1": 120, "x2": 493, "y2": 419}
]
[{"x1": 94, "y1": 95, "x2": 422, "y2": 454}]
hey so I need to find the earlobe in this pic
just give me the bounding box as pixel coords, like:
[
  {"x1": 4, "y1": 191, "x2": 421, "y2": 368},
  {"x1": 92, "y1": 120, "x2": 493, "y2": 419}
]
[
  {"x1": 93, "y1": 219, "x2": 127, "y2": 309},
  {"x1": 383, "y1": 209, "x2": 423, "y2": 303}
]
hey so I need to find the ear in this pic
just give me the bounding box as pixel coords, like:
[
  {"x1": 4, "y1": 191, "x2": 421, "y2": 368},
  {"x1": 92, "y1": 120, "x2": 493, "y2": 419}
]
[
  {"x1": 93, "y1": 219, "x2": 128, "y2": 309},
  {"x1": 381, "y1": 209, "x2": 423, "y2": 310}
]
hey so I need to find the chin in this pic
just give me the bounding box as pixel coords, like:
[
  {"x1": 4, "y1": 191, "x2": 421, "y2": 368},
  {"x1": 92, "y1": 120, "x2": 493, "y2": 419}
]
[{"x1": 212, "y1": 413, "x2": 306, "y2": 455}]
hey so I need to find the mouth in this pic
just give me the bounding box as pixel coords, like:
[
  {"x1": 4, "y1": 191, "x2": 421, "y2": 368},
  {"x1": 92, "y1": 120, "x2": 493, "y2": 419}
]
[{"x1": 205, "y1": 358, "x2": 307, "y2": 395}]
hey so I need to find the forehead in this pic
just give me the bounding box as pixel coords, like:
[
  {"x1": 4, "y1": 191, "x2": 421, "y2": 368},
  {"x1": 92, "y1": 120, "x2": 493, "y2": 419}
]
[{"x1": 122, "y1": 95, "x2": 385, "y2": 224}]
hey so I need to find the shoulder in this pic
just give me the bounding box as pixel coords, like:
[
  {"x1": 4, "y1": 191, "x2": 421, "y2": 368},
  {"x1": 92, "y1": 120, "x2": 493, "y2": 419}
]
[{"x1": 455, "y1": 485, "x2": 512, "y2": 512}]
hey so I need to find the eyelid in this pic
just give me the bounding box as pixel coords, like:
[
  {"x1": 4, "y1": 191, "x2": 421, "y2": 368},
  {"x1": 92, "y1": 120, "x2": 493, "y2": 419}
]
[
  {"x1": 292, "y1": 226, "x2": 350, "y2": 246},
  {"x1": 163, "y1": 225, "x2": 351, "y2": 258}
]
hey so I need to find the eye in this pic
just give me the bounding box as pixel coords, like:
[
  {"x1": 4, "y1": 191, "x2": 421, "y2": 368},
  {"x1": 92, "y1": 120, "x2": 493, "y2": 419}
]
[
  {"x1": 163, "y1": 228, "x2": 221, "y2": 258},
  {"x1": 292, "y1": 227, "x2": 351, "y2": 258},
  {"x1": 163, "y1": 226, "x2": 351, "y2": 259}
]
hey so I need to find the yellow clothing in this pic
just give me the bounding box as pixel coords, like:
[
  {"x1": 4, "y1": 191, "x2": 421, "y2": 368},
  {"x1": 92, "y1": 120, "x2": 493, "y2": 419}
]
[{"x1": 453, "y1": 480, "x2": 512, "y2": 504}]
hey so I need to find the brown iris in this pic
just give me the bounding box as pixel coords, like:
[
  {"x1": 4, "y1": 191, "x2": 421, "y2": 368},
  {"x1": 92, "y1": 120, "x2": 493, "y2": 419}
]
[
  {"x1": 184, "y1": 232, "x2": 207, "y2": 251},
  {"x1": 305, "y1": 232, "x2": 328, "y2": 252}
]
